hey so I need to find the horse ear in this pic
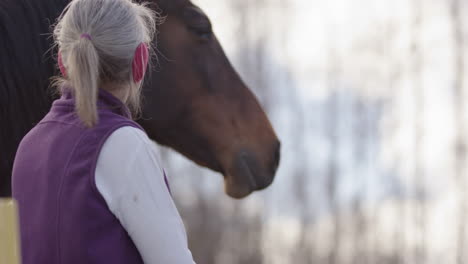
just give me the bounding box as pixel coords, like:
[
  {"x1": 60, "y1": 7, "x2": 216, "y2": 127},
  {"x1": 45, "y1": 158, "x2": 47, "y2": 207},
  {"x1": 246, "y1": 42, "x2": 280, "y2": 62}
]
[
  {"x1": 58, "y1": 51, "x2": 67, "y2": 77},
  {"x1": 132, "y1": 43, "x2": 149, "y2": 83}
]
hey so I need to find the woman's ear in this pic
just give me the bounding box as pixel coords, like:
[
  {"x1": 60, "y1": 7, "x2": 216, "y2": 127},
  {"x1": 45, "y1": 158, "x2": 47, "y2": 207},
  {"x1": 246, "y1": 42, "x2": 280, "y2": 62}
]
[
  {"x1": 132, "y1": 43, "x2": 149, "y2": 83},
  {"x1": 58, "y1": 51, "x2": 67, "y2": 77}
]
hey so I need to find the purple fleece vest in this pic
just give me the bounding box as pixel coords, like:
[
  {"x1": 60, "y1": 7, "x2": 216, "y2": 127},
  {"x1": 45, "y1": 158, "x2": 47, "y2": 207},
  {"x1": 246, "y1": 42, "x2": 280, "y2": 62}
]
[{"x1": 12, "y1": 88, "x2": 148, "y2": 264}]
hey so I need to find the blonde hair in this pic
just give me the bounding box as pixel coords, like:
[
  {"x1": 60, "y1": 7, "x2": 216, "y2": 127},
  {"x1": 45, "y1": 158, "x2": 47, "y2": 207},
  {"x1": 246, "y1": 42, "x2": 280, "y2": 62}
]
[{"x1": 53, "y1": 0, "x2": 159, "y2": 127}]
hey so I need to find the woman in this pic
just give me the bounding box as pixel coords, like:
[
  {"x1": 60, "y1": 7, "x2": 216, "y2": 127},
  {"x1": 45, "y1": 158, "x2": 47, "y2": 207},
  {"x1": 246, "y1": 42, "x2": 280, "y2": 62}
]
[{"x1": 12, "y1": 0, "x2": 195, "y2": 263}]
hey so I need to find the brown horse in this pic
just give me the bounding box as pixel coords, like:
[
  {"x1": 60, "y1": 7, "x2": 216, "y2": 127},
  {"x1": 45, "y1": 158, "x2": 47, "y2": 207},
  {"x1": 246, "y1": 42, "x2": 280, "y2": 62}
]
[{"x1": 0, "y1": 0, "x2": 280, "y2": 199}]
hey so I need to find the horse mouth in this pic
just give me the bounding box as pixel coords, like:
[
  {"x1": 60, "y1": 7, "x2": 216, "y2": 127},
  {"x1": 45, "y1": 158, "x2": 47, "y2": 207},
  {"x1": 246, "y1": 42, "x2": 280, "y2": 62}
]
[{"x1": 224, "y1": 151, "x2": 275, "y2": 199}]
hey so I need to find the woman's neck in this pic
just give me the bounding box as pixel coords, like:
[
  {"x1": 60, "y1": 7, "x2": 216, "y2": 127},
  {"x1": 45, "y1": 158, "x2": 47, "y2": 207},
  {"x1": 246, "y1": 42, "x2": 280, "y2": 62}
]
[{"x1": 101, "y1": 83, "x2": 130, "y2": 104}]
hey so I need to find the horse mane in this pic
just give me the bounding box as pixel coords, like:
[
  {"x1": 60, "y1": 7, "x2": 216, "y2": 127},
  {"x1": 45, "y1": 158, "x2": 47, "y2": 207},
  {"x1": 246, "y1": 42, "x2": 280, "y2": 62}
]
[
  {"x1": 0, "y1": 0, "x2": 64, "y2": 112},
  {"x1": 0, "y1": 0, "x2": 66, "y2": 179}
]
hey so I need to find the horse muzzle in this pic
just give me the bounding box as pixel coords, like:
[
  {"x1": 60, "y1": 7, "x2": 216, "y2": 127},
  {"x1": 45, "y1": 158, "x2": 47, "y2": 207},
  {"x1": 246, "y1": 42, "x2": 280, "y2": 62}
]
[{"x1": 224, "y1": 141, "x2": 280, "y2": 199}]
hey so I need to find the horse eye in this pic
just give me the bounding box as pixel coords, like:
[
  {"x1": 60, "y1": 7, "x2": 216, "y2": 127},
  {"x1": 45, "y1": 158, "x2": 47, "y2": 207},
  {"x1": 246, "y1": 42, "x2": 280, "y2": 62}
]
[
  {"x1": 183, "y1": 6, "x2": 213, "y2": 40},
  {"x1": 190, "y1": 26, "x2": 212, "y2": 40}
]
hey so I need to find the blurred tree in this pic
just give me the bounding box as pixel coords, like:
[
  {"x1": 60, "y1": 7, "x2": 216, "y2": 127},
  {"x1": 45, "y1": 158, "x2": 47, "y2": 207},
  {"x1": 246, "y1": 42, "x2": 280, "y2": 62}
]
[
  {"x1": 326, "y1": 48, "x2": 341, "y2": 264},
  {"x1": 451, "y1": 0, "x2": 467, "y2": 263},
  {"x1": 352, "y1": 98, "x2": 368, "y2": 264},
  {"x1": 410, "y1": 0, "x2": 426, "y2": 263}
]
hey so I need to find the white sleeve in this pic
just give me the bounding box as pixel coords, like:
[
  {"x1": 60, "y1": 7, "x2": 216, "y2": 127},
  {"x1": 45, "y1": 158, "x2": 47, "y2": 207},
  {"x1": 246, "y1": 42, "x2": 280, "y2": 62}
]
[{"x1": 95, "y1": 126, "x2": 196, "y2": 264}]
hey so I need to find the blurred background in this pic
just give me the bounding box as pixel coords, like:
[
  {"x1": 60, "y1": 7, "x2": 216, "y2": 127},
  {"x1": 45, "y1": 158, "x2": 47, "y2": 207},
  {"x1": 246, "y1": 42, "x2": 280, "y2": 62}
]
[{"x1": 157, "y1": 0, "x2": 468, "y2": 263}]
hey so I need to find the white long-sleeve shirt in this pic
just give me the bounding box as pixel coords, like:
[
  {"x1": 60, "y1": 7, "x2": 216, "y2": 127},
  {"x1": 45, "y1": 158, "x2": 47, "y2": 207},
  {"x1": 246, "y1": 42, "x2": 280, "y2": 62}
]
[{"x1": 95, "y1": 126, "x2": 195, "y2": 264}]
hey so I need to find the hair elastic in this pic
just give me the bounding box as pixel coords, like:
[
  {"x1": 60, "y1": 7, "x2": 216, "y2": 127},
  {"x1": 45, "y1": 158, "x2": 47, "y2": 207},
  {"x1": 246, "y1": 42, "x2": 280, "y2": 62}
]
[{"x1": 80, "y1": 33, "x2": 92, "y2": 40}]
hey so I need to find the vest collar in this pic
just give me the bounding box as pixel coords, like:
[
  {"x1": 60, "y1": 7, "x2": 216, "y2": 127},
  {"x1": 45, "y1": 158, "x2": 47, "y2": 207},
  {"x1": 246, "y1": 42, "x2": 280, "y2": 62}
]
[{"x1": 57, "y1": 85, "x2": 132, "y2": 119}]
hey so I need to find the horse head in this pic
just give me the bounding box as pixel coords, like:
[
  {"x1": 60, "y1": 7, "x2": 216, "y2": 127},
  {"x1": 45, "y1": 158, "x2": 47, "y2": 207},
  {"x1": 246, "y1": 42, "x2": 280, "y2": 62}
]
[{"x1": 139, "y1": 0, "x2": 281, "y2": 198}]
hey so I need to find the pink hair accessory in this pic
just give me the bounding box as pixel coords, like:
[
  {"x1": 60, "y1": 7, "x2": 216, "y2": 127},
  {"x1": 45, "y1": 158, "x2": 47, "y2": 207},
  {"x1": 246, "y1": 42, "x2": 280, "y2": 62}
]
[{"x1": 80, "y1": 33, "x2": 92, "y2": 40}]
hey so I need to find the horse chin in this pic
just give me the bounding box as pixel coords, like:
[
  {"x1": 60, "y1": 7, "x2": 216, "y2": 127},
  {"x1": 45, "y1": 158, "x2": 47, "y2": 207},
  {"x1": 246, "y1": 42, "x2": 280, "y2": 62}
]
[{"x1": 224, "y1": 177, "x2": 254, "y2": 199}]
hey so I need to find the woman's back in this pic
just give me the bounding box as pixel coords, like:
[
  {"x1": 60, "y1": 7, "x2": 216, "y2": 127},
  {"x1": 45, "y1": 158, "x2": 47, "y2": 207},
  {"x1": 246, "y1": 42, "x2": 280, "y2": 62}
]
[{"x1": 12, "y1": 88, "x2": 144, "y2": 264}]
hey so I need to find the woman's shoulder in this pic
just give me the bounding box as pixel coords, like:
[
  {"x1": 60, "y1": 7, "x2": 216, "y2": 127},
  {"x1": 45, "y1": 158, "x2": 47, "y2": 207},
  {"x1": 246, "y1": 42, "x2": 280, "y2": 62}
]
[
  {"x1": 98, "y1": 126, "x2": 158, "y2": 167},
  {"x1": 106, "y1": 126, "x2": 151, "y2": 149},
  {"x1": 96, "y1": 126, "x2": 164, "y2": 202}
]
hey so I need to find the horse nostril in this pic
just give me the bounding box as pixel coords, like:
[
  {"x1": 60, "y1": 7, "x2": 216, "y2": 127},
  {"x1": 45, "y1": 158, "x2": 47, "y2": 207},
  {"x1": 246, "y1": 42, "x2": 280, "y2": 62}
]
[{"x1": 272, "y1": 140, "x2": 281, "y2": 174}]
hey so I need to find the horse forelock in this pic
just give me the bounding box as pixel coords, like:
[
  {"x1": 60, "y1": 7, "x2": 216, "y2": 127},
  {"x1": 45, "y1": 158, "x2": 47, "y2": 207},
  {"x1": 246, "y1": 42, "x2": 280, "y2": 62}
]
[{"x1": 155, "y1": 0, "x2": 190, "y2": 13}]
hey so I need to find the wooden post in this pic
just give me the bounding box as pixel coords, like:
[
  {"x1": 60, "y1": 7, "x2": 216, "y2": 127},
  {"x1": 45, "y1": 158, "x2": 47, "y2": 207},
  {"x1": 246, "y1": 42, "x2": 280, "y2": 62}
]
[{"x1": 0, "y1": 199, "x2": 21, "y2": 264}]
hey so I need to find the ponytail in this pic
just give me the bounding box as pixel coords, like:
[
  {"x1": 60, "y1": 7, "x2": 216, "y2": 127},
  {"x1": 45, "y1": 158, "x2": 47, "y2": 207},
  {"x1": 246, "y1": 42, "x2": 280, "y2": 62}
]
[{"x1": 67, "y1": 36, "x2": 100, "y2": 127}]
